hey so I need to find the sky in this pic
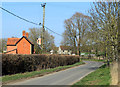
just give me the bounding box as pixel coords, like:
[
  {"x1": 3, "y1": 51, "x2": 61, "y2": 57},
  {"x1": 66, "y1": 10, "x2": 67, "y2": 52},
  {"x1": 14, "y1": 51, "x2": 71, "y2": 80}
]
[{"x1": 1, "y1": 2, "x2": 92, "y2": 47}]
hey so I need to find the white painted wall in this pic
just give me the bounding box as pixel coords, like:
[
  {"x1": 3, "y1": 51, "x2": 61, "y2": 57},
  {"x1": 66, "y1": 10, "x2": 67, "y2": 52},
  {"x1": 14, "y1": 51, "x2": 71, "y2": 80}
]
[{"x1": 57, "y1": 47, "x2": 72, "y2": 55}]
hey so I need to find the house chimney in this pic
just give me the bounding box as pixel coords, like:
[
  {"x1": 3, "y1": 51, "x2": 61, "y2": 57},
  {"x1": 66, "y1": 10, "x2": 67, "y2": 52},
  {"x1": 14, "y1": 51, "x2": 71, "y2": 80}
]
[
  {"x1": 26, "y1": 32, "x2": 29, "y2": 38},
  {"x1": 22, "y1": 31, "x2": 26, "y2": 36}
]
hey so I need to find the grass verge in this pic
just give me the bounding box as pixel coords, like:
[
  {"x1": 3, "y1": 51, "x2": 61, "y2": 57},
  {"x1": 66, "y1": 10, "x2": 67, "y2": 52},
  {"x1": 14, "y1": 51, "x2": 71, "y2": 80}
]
[
  {"x1": 81, "y1": 58, "x2": 105, "y2": 62},
  {"x1": 2, "y1": 61, "x2": 85, "y2": 84},
  {"x1": 72, "y1": 64, "x2": 111, "y2": 86}
]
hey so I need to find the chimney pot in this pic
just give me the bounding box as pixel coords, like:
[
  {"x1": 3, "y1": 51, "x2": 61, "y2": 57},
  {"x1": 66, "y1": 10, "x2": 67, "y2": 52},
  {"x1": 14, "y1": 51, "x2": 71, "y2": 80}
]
[
  {"x1": 22, "y1": 31, "x2": 26, "y2": 36},
  {"x1": 26, "y1": 32, "x2": 29, "y2": 38}
]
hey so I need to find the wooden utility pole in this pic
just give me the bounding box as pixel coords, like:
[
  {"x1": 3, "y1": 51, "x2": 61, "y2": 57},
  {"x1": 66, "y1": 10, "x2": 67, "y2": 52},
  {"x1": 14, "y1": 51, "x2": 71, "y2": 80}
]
[{"x1": 41, "y1": 3, "x2": 46, "y2": 53}]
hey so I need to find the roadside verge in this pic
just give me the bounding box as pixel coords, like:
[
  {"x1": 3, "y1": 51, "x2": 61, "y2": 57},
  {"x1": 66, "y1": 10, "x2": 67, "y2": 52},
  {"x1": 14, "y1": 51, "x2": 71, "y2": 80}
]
[
  {"x1": 72, "y1": 64, "x2": 111, "y2": 86},
  {"x1": 2, "y1": 61, "x2": 85, "y2": 85}
]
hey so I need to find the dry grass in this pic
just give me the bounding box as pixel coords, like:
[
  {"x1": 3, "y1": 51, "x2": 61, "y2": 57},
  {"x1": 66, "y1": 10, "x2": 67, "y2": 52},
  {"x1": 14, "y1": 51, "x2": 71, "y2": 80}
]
[{"x1": 110, "y1": 61, "x2": 118, "y2": 85}]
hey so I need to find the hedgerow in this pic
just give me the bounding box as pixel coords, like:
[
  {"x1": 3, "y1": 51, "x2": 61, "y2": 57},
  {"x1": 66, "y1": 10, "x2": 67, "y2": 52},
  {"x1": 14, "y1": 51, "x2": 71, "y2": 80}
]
[{"x1": 2, "y1": 54, "x2": 80, "y2": 75}]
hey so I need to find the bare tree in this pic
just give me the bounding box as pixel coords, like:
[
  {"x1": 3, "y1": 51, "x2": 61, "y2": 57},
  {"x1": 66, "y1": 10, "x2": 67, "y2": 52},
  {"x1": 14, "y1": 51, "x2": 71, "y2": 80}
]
[
  {"x1": 29, "y1": 28, "x2": 55, "y2": 54},
  {"x1": 89, "y1": 2, "x2": 118, "y2": 63},
  {"x1": 89, "y1": 1, "x2": 119, "y2": 85},
  {"x1": 62, "y1": 12, "x2": 91, "y2": 55}
]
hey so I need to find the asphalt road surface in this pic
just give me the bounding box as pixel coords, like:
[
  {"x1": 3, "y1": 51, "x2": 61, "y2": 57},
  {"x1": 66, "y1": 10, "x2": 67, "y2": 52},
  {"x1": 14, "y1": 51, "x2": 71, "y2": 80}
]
[{"x1": 7, "y1": 61, "x2": 104, "y2": 85}]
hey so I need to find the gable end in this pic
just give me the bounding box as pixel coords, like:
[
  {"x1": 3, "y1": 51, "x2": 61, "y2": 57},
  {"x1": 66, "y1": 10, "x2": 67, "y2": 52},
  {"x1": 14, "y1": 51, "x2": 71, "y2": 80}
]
[{"x1": 15, "y1": 36, "x2": 33, "y2": 45}]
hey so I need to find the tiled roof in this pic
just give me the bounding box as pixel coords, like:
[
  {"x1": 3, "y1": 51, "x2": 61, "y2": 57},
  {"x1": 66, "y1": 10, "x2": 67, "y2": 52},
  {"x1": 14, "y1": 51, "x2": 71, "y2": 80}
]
[
  {"x1": 60, "y1": 46, "x2": 72, "y2": 50},
  {"x1": 7, "y1": 36, "x2": 34, "y2": 46},
  {"x1": 53, "y1": 47, "x2": 59, "y2": 50},
  {"x1": 7, "y1": 38, "x2": 20, "y2": 45}
]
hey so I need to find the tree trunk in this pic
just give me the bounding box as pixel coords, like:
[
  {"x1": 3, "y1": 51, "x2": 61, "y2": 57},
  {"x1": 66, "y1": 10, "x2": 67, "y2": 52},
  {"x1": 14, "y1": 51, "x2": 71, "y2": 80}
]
[
  {"x1": 110, "y1": 61, "x2": 118, "y2": 85},
  {"x1": 118, "y1": 2, "x2": 120, "y2": 86},
  {"x1": 74, "y1": 36, "x2": 77, "y2": 55},
  {"x1": 78, "y1": 40, "x2": 81, "y2": 57}
]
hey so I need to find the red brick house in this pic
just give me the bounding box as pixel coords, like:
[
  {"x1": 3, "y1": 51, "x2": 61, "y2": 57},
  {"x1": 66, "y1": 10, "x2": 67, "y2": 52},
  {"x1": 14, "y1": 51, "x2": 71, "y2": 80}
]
[{"x1": 6, "y1": 31, "x2": 34, "y2": 54}]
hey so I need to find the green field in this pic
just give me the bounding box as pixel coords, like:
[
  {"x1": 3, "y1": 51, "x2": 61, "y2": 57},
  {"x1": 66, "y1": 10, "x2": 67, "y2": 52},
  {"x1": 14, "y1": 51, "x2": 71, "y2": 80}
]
[{"x1": 72, "y1": 64, "x2": 111, "y2": 86}]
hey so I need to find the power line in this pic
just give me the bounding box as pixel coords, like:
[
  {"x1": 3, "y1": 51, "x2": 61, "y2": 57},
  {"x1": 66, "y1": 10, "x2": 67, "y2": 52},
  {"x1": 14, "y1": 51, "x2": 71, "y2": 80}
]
[
  {"x1": 40, "y1": 23, "x2": 62, "y2": 36},
  {"x1": 45, "y1": 26, "x2": 63, "y2": 36},
  {"x1": 0, "y1": 7, "x2": 39, "y2": 25},
  {"x1": 0, "y1": 7, "x2": 62, "y2": 36}
]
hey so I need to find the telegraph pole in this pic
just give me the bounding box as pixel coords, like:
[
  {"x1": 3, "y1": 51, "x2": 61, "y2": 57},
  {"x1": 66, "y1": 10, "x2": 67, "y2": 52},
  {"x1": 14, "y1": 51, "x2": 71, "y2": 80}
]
[{"x1": 41, "y1": 3, "x2": 46, "y2": 53}]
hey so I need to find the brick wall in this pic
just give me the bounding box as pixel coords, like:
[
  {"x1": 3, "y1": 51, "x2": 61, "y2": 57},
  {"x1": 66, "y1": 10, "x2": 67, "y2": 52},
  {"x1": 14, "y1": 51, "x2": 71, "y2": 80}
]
[
  {"x1": 17, "y1": 38, "x2": 31, "y2": 54},
  {"x1": 7, "y1": 46, "x2": 17, "y2": 54}
]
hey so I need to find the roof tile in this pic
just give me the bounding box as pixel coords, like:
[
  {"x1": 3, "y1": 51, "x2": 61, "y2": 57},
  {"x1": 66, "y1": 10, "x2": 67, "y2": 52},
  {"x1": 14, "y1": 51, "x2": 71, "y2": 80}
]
[
  {"x1": 60, "y1": 46, "x2": 72, "y2": 50},
  {"x1": 7, "y1": 38, "x2": 20, "y2": 45}
]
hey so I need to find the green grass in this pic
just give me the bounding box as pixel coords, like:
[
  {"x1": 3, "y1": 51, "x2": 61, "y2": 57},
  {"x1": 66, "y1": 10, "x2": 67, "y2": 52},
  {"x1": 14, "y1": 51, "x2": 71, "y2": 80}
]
[
  {"x1": 81, "y1": 58, "x2": 105, "y2": 62},
  {"x1": 2, "y1": 61, "x2": 85, "y2": 84},
  {"x1": 72, "y1": 64, "x2": 111, "y2": 86}
]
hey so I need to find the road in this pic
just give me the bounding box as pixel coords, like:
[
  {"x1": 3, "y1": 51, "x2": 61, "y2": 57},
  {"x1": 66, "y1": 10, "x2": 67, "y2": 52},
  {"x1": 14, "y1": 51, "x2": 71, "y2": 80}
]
[{"x1": 7, "y1": 61, "x2": 103, "y2": 85}]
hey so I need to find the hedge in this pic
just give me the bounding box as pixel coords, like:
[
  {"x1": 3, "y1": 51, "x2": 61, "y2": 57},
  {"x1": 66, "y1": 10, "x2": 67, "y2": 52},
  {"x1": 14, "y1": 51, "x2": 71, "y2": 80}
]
[{"x1": 2, "y1": 54, "x2": 80, "y2": 75}]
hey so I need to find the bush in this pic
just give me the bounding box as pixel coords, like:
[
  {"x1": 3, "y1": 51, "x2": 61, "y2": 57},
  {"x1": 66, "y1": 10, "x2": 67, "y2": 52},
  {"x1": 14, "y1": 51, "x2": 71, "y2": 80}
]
[
  {"x1": 2, "y1": 54, "x2": 79, "y2": 75},
  {"x1": 88, "y1": 54, "x2": 91, "y2": 59}
]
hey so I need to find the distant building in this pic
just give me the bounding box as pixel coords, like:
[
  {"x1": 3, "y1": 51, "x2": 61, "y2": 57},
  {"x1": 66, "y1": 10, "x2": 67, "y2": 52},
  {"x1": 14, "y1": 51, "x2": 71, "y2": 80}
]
[
  {"x1": 50, "y1": 50, "x2": 54, "y2": 54},
  {"x1": 37, "y1": 38, "x2": 41, "y2": 45},
  {"x1": 6, "y1": 31, "x2": 34, "y2": 54},
  {"x1": 58, "y1": 46, "x2": 72, "y2": 55},
  {"x1": 49, "y1": 47, "x2": 59, "y2": 54}
]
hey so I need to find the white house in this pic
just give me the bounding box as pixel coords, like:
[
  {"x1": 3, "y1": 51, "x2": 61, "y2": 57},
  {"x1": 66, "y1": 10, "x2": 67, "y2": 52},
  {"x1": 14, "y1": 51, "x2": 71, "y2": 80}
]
[
  {"x1": 50, "y1": 50, "x2": 54, "y2": 54},
  {"x1": 57, "y1": 46, "x2": 72, "y2": 55}
]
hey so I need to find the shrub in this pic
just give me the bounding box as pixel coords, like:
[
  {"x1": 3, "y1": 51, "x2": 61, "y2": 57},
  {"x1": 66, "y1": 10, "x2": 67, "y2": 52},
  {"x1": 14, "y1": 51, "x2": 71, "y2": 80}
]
[{"x1": 2, "y1": 54, "x2": 80, "y2": 75}]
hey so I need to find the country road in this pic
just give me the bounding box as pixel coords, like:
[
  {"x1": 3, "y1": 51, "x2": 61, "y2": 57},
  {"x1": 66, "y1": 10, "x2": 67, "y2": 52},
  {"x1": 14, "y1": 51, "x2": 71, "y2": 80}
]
[{"x1": 7, "y1": 61, "x2": 104, "y2": 85}]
